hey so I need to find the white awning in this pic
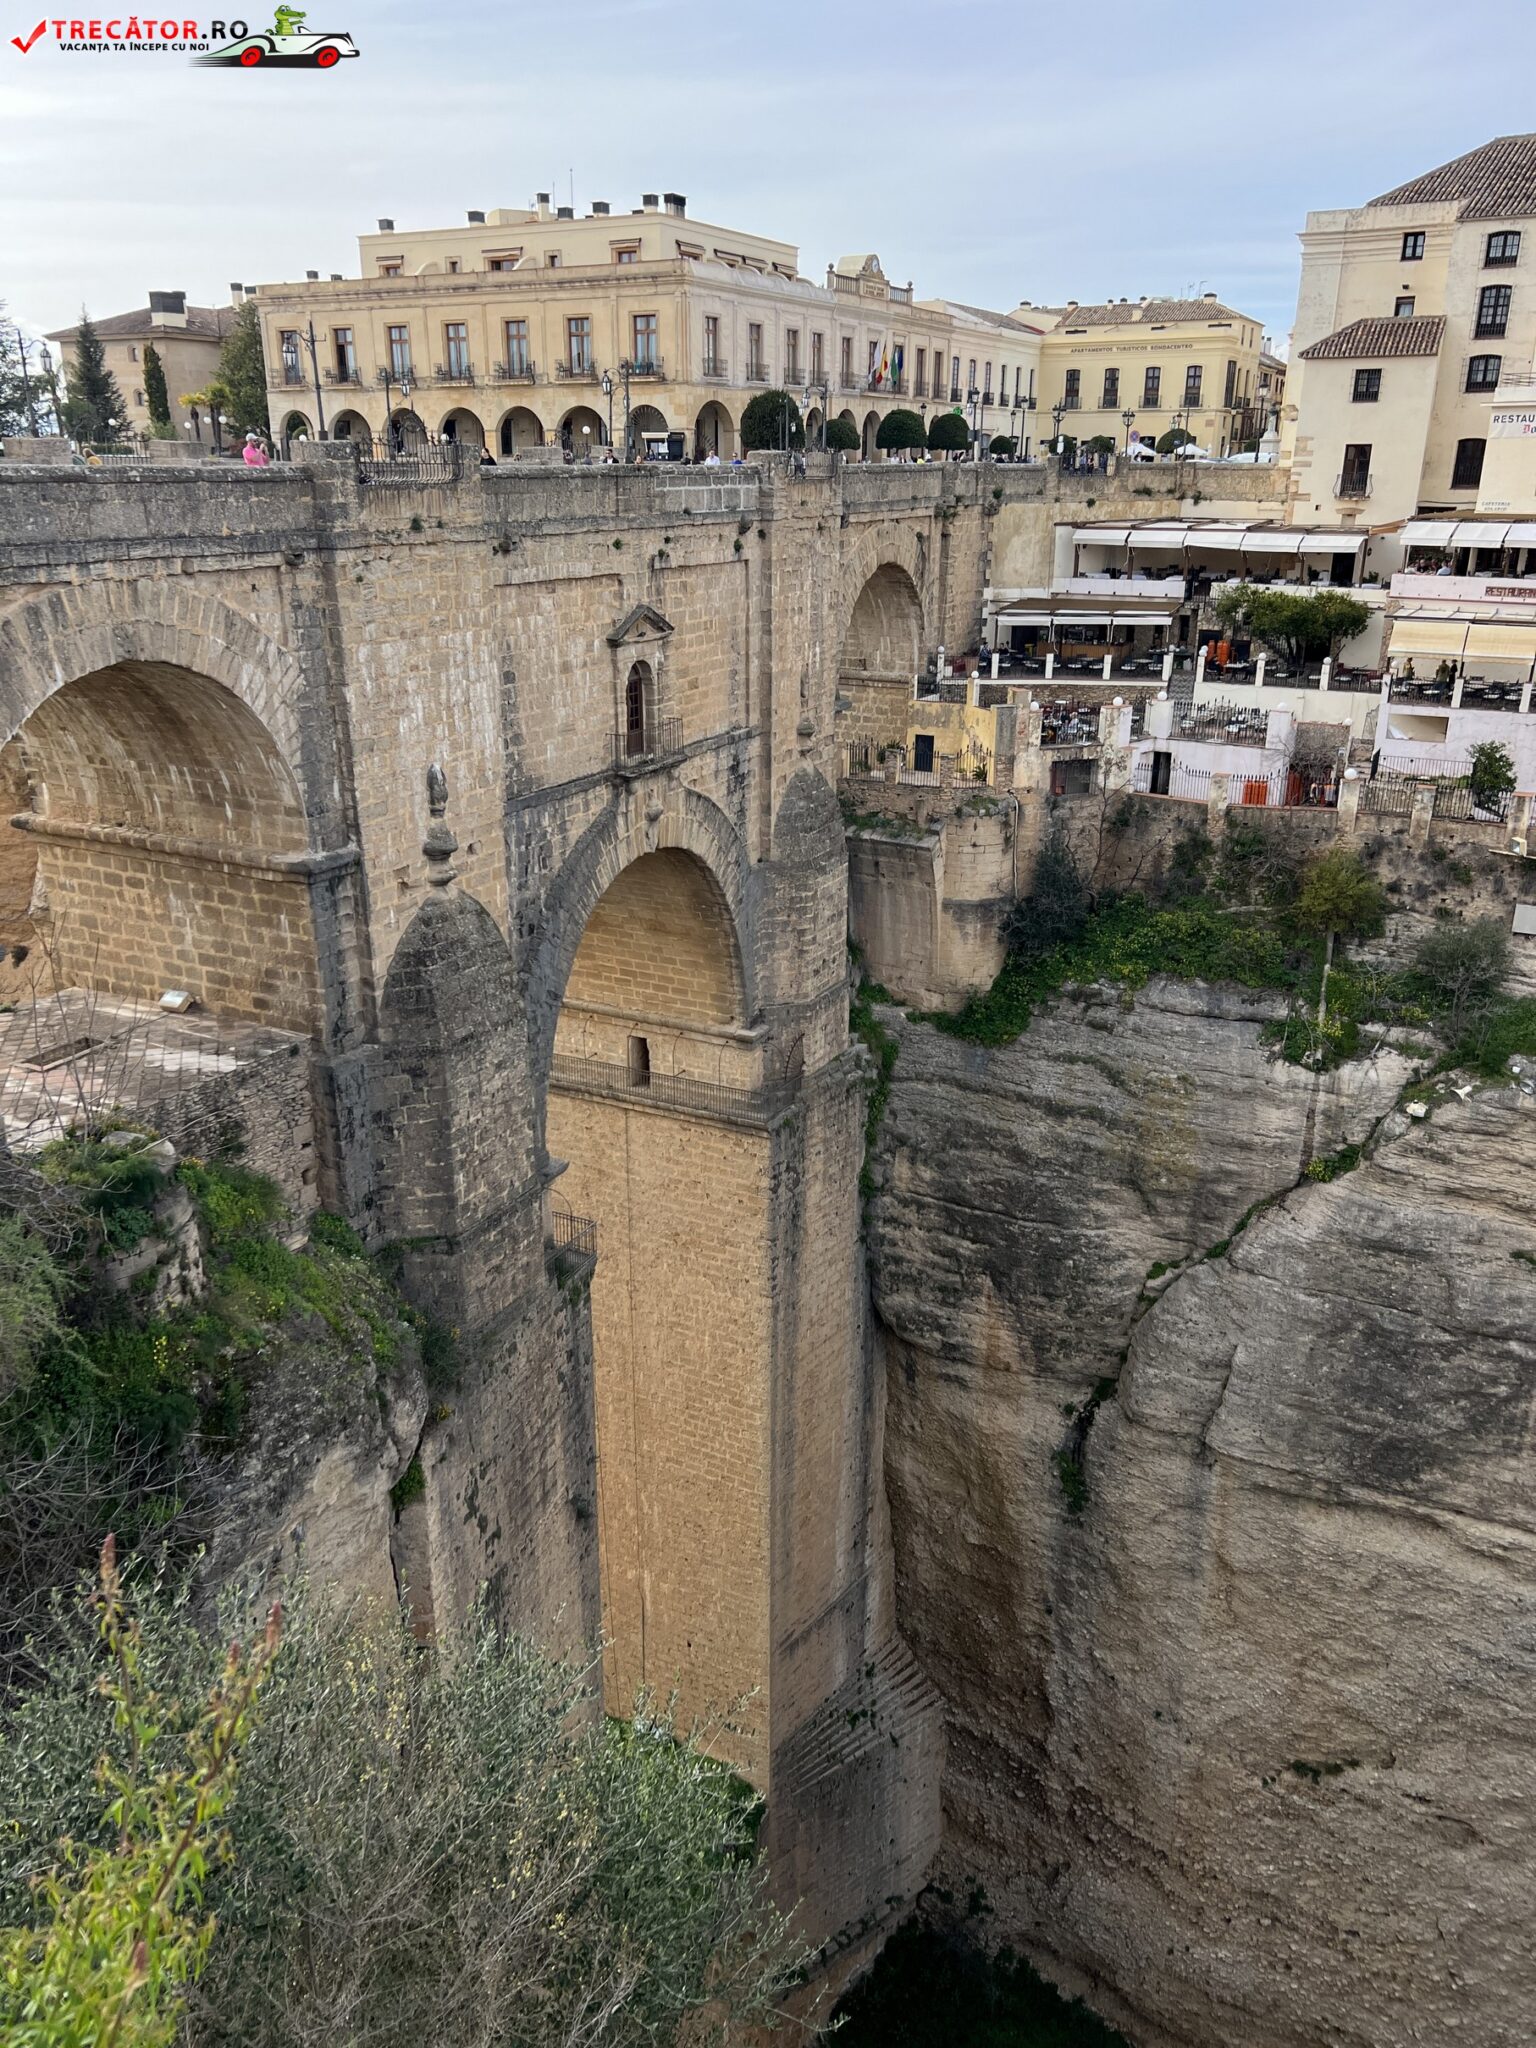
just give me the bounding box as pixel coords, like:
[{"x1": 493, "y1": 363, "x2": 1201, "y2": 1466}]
[
  {"x1": 1387, "y1": 619, "x2": 1471, "y2": 658},
  {"x1": 1072, "y1": 526, "x2": 1130, "y2": 545},
  {"x1": 1505, "y1": 522, "x2": 1536, "y2": 546},
  {"x1": 1113, "y1": 612, "x2": 1172, "y2": 626},
  {"x1": 1298, "y1": 530, "x2": 1368, "y2": 554},
  {"x1": 1466, "y1": 621, "x2": 1536, "y2": 660},
  {"x1": 1234, "y1": 531, "x2": 1304, "y2": 554},
  {"x1": 1402, "y1": 520, "x2": 1459, "y2": 546},
  {"x1": 1454, "y1": 520, "x2": 1509, "y2": 547},
  {"x1": 1129, "y1": 525, "x2": 1190, "y2": 547}
]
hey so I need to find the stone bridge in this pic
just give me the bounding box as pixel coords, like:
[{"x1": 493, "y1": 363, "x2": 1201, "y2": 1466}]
[{"x1": 0, "y1": 446, "x2": 1063, "y2": 1972}]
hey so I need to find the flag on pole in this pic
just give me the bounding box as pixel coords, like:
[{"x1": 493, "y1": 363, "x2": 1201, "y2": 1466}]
[
  {"x1": 892, "y1": 343, "x2": 904, "y2": 387},
  {"x1": 878, "y1": 342, "x2": 890, "y2": 387}
]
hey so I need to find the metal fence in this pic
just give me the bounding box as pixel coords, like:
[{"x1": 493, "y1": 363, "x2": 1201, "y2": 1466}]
[
  {"x1": 354, "y1": 437, "x2": 467, "y2": 486},
  {"x1": 1130, "y1": 758, "x2": 1214, "y2": 801},
  {"x1": 612, "y1": 717, "x2": 683, "y2": 768},
  {"x1": 1174, "y1": 698, "x2": 1270, "y2": 745},
  {"x1": 1040, "y1": 703, "x2": 1104, "y2": 748},
  {"x1": 549, "y1": 1053, "x2": 784, "y2": 1124},
  {"x1": 546, "y1": 1209, "x2": 597, "y2": 1261}
]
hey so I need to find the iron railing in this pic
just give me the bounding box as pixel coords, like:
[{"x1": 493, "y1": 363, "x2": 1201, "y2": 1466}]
[
  {"x1": 1131, "y1": 758, "x2": 1215, "y2": 801},
  {"x1": 550, "y1": 1054, "x2": 784, "y2": 1124},
  {"x1": 434, "y1": 362, "x2": 475, "y2": 383},
  {"x1": 487, "y1": 360, "x2": 538, "y2": 382},
  {"x1": 1040, "y1": 702, "x2": 1104, "y2": 747},
  {"x1": 700, "y1": 360, "x2": 728, "y2": 380},
  {"x1": 279, "y1": 363, "x2": 306, "y2": 385},
  {"x1": 555, "y1": 360, "x2": 597, "y2": 380},
  {"x1": 323, "y1": 365, "x2": 363, "y2": 385},
  {"x1": 1174, "y1": 698, "x2": 1270, "y2": 745},
  {"x1": 628, "y1": 357, "x2": 664, "y2": 378},
  {"x1": 355, "y1": 437, "x2": 467, "y2": 486},
  {"x1": 546, "y1": 1209, "x2": 597, "y2": 1261},
  {"x1": 745, "y1": 361, "x2": 770, "y2": 383},
  {"x1": 1335, "y1": 470, "x2": 1372, "y2": 498},
  {"x1": 1370, "y1": 756, "x2": 1510, "y2": 822},
  {"x1": 612, "y1": 717, "x2": 683, "y2": 768}
]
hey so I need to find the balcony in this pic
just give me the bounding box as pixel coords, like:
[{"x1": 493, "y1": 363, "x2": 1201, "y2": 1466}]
[
  {"x1": 555, "y1": 359, "x2": 597, "y2": 381},
  {"x1": 612, "y1": 716, "x2": 683, "y2": 774},
  {"x1": 377, "y1": 365, "x2": 414, "y2": 386},
  {"x1": 1057, "y1": 573, "x2": 1186, "y2": 600},
  {"x1": 627, "y1": 356, "x2": 664, "y2": 378},
  {"x1": 1474, "y1": 319, "x2": 1509, "y2": 340},
  {"x1": 745, "y1": 361, "x2": 769, "y2": 383},
  {"x1": 889, "y1": 283, "x2": 913, "y2": 304},
  {"x1": 866, "y1": 374, "x2": 906, "y2": 395},
  {"x1": 982, "y1": 390, "x2": 995, "y2": 406},
  {"x1": 433, "y1": 362, "x2": 475, "y2": 384},
  {"x1": 949, "y1": 386, "x2": 962, "y2": 403},
  {"x1": 700, "y1": 358, "x2": 727, "y2": 381},
  {"x1": 486, "y1": 359, "x2": 537, "y2": 382},
  {"x1": 279, "y1": 363, "x2": 306, "y2": 386},
  {"x1": 840, "y1": 373, "x2": 863, "y2": 392},
  {"x1": 1335, "y1": 470, "x2": 1372, "y2": 499},
  {"x1": 323, "y1": 365, "x2": 362, "y2": 387}
]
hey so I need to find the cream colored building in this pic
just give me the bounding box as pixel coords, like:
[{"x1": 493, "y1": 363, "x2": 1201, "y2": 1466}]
[
  {"x1": 47, "y1": 291, "x2": 235, "y2": 439},
  {"x1": 1020, "y1": 295, "x2": 1270, "y2": 458},
  {"x1": 1283, "y1": 134, "x2": 1536, "y2": 525},
  {"x1": 254, "y1": 191, "x2": 1043, "y2": 461}
]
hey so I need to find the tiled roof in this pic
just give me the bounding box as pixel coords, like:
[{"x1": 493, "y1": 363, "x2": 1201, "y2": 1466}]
[
  {"x1": 1038, "y1": 297, "x2": 1252, "y2": 328},
  {"x1": 1298, "y1": 315, "x2": 1445, "y2": 361},
  {"x1": 1369, "y1": 134, "x2": 1536, "y2": 222},
  {"x1": 46, "y1": 305, "x2": 237, "y2": 344},
  {"x1": 937, "y1": 299, "x2": 1047, "y2": 336}
]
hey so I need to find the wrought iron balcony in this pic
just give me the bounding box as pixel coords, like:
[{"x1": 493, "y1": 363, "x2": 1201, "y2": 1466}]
[
  {"x1": 745, "y1": 361, "x2": 769, "y2": 383},
  {"x1": 700, "y1": 358, "x2": 727, "y2": 381},
  {"x1": 434, "y1": 362, "x2": 475, "y2": 384},
  {"x1": 627, "y1": 356, "x2": 664, "y2": 378},
  {"x1": 376, "y1": 365, "x2": 414, "y2": 386},
  {"x1": 279, "y1": 363, "x2": 306, "y2": 385},
  {"x1": 555, "y1": 359, "x2": 597, "y2": 380},
  {"x1": 612, "y1": 716, "x2": 683, "y2": 772},
  {"x1": 486, "y1": 360, "x2": 537, "y2": 382},
  {"x1": 323, "y1": 365, "x2": 362, "y2": 385},
  {"x1": 1335, "y1": 470, "x2": 1372, "y2": 498},
  {"x1": 949, "y1": 385, "x2": 962, "y2": 403}
]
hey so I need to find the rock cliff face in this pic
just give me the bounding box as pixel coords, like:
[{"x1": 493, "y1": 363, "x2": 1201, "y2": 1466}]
[{"x1": 869, "y1": 978, "x2": 1536, "y2": 2048}]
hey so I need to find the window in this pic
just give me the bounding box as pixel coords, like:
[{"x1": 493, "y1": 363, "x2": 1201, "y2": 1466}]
[
  {"x1": 488, "y1": 257, "x2": 517, "y2": 272},
  {"x1": 631, "y1": 312, "x2": 658, "y2": 366},
  {"x1": 444, "y1": 322, "x2": 469, "y2": 376},
  {"x1": 703, "y1": 315, "x2": 720, "y2": 374},
  {"x1": 812, "y1": 330, "x2": 824, "y2": 380},
  {"x1": 842, "y1": 336, "x2": 854, "y2": 381},
  {"x1": 1143, "y1": 365, "x2": 1161, "y2": 407},
  {"x1": 280, "y1": 329, "x2": 302, "y2": 383},
  {"x1": 1466, "y1": 353, "x2": 1501, "y2": 391},
  {"x1": 785, "y1": 326, "x2": 800, "y2": 379},
  {"x1": 1394, "y1": 296, "x2": 1415, "y2": 318},
  {"x1": 1183, "y1": 363, "x2": 1203, "y2": 407},
  {"x1": 615, "y1": 248, "x2": 638, "y2": 264},
  {"x1": 127, "y1": 344, "x2": 138, "y2": 362},
  {"x1": 545, "y1": 253, "x2": 562, "y2": 269},
  {"x1": 1352, "y1": 367, "x2": 1381, "y2": 402},
  {"x1": 749, "y1": 323, "x2": 765, "y2": 376},
  {"x1": 1401, "y1": 231, "x2": 1425, "y2": 261},
  {"x1": 380, "y1": 263, "x2": 401, "y2": 277},
  {"x1": 447, "y1": 258, "x2": 460, "y2": 275},
  {"x1": 133, "y1": 388, "x2": 144, "y2": 406},
  {"x1": 914, "y1": 346, "x2": 926, "y2": 394},
  {"x1": 1452, "y1": 437, "x2": 1486, "y2": 490},
  {"x1": 1339, "y1": 442, "x2": 1371, "y2": 495},
  {"x1": 1475, "y1": 284, "x2": 1512, "y2": 337},
  {"x1": 566, "y1": 316, "x2": 591, "y2": 372},
  {"x1": 623, "y1": 664, "x2": 648, "y2": 758},
  {"x1": 982, "y1": 361, "x2": 992, "y2": 401},
  {"x1": 967, "y1": 358, "x2": 977, "y2": 393},
  {"x1": 1063, "y1": 368, "x2": 1080, "y2": 409},
  {"x1": 387, "y1": 326, "x2": 411, "y2": 378},
  {"x1": 1223, "y1": 359, "x2": 1238, "y2": 407},
  {"x1": 334, "y1": 327, "x2": 356, "y2": 379},
  {"x1": 949, "y1": 354, "x2": 959, "y2": 398},
  {"x1": 1102, "y1": 367, "x2": 1119, "y2": 408},
  {"x1": 1485, "y1": 230, "x2": 1521, "y2": 267},
  {"x1": 504, "y1": 319, "x2": 529, "y2": 374}
]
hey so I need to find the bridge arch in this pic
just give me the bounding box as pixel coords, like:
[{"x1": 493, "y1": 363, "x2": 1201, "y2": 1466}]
[{"x1": 841, "y1": 559, "x2": 924, "y2": 677}]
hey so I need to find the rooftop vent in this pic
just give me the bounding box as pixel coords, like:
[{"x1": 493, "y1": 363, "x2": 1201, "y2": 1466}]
[
  {"x1": 377, "y1": 218, "x2": 394, "y2": 232},
  {"x1": 330, "y1": 272, "x2": 342, "y2": 281},
  {"x1": 591, "y1": 200, "x2": 610, "y2": 215},
  {"x1": 244, "y1": 285, "x2": 258, "y2": 298},
  {"x1": 663, "y1": 191, "x2": 686, "y2": 216},
  {"x1": 556, "y1": 205, "x2": 574, "y2": 219},
  {"x1": 147, "y1": 290, "x2": 186, "y2": 316},
  {"x1": 305, "y1": 269, "x2": 319, "y2": 280},
  {"x1": 228, "y1": 281, "x2": 243, "y2": 296},
  {"x1": 1065, "y1": 298, "x2": 1078, "y2": 308},
  {"x1": 641, "y1": 192, "x2": 659, "y2": 210},
  {"x1": 1203, "y1": 291, "x2": 1217, "y2": 299},
  {"x1": 467, "y1": 209, "x2": 485, "y2": 224}
]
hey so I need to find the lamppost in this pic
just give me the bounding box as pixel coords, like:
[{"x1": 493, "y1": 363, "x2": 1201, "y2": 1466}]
[
  {"x1": 381, "y1": 362, "x2": 414, "y2": 452},
  {"x1": 616, "y1": 358, "x2": 635, "y2": 460},
  {"x1": 966, "y1": 384, "x2": 981, "y2": 459},
  {"x1": 805, "y1": 377, "x2": 829, "y2": 452},
  {"x1": 299, "y1": 319, "x2": 328, "y2": 439},
  {"x1": 1051, "y1": 399, "x2": 1066, "y2": 457},
  {"x1": 1121, "y1": 407, "x2": 1137, "y2": 453},
  {"x1": 601, "y1": 369, "x2": 614, "y2": 452},
  {"x1": 1009, "y1": 401, "x2": 1020, "y2": 459},
  {"x1": 1170, "y1": 407, "x2": 1186, "y2": 455},
  {"x1": 580, "y1": 423, "x2": 593, "y2": 464}
]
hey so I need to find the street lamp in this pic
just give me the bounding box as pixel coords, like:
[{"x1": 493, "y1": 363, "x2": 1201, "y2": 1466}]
[
  {"x1": 1050, "y1": 399, "x2": 1066, "y2": 456},
  {"x1": 601, "y1": 369, "x2": 614, "y2": 452},
  {"x1": 1121, "y1": 407, "x2": 1137, "y2": 453},
  {"x1": 580, "y1": 423, "x2": 592, "y2": 464},
  {"x1": 966, "y1": 384, "x2": 981, "y2": 459},
  {"x1": 299, "y1": 319, "x2": 328, "y2": 440}
]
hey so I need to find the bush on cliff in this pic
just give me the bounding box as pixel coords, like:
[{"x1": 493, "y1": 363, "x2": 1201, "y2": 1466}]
[{"x1": 0, "y1": 1579, "x2": 805, "y2": 2048}]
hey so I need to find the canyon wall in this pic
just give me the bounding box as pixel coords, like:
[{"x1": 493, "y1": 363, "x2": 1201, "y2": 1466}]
[{"x1": 869, "y1": 979, "x2": 1536, "y2": 2048}]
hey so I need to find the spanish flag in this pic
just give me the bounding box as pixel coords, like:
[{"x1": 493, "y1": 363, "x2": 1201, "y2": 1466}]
[{"x1": 877, "y1": 342, "x2": 889, "y2": 387}]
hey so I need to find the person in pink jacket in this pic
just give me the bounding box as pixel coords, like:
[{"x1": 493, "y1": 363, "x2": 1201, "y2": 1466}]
[{"x1": 242, "y1": 432, "x2": 270, "y2": 468}]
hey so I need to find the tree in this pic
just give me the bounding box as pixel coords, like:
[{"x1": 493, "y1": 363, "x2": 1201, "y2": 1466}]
[
  {"x1": 1002, "y1": 828, "x2": 1090, "y2": 960},
  {"x1": 141, "y1": 343, "x2": 172, "y2": 433},
  {"x1": 738, "y1": 388, "x2": 804, "y2": 453},
  {"x1": 0, "y1": 1538, "x2": 278, "y2": 2048},
  {"x1": 0, "y1": 1583, "x2": 807, "y2": 2048},
  {"x1": 824, "y1": 415, "x2": 859, "y2": 453},
  {"x1": 927, "y1": 411, "x2": 968, "y2": 453},
  {"x1": 1155, "y1": 426, "x2": 1195, "y2": 455},
  {"x1": 1083, "y1": 434, "x2": 1117, "y2": 458},
  {"x1": 210, "y1": 301, "x2": 269, "y2": 438},
  {"x1": 1212, "y1": 582, "x2": 1371, "y2": 665},
  {"x1": 989, "y1": 434, "x2": 1017, "y2": 456},
  {"x1": 60, "y1": 312, "x2": 127, "y2": 445},
  {"x1": 0, "y1": 310, "x2": 50, "y2": 436},
  {"x1": 1290, "y1": 847, "x2": 1386, "y2": 1031},
  {"x1": 875, "y1": 408, "x2": 926, "y2": 453},
  {"x1": 1468, "y1": 740, "x2": 1517, "y2": 814},
  {"x1": 1413, "y1": 917, "x2": 1511, "y2": 1047}
]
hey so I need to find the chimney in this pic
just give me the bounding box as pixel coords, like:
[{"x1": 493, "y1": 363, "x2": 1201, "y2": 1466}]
[
  {"x1": 147, "y1": 289, "x2": 187, "y2": 327},
  {"x1": 244, "y1": 285, "x2": 258, "y2": 299},
  {"x1": 556, "y1": 205, "x2": 574, "y2": 220},
  {"x1": 330, "y1": 272, "x2": 342, "y2": 281},
  {"x1": 305, "y1": 269, "x2": 319, "y2": 280},
  {"x1": 591, "y1": 200, "x2": 610, "y2": 215},
  {"x1": 663, "y1": 191, "x2": 686, "y2": 216},
  {"x1": 1065, "y1": 298, "x2": 1078, "y2": 309},
  {"x1": 377, "y1": 217, "x2": 394, "y2": 232},
  {"x1": 641, "y1": 192, "x2": 659, "y2": 211},
  {"x1": 1203, "y1": 291, "x2": 1217, "y2": 299},
  {"x1": 467, "y1": 209, "x2": 485, "y2": 224},
  {"x1": 536, "y1": 192, "x2": 552, "y2": 217},
  {"x1": 228, "y1": 281, "x2": 243, "y2": 299}
]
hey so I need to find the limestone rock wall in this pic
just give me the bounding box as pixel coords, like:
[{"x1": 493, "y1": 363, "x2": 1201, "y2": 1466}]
[{"x1": 869, "y1": 981, "x2": 1536, "y2": 2048}]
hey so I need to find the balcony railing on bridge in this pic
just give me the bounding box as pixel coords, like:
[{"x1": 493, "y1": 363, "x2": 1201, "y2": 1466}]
[
  {"x1": 550, "y1": 1053, "x2": 785, "y2": 1125},
  {"x1": 354, "y1": 437, "x2": 468, "y2": 486},
  {"x1": 612, "y1": 716, "x2": 683, "y2": 771}
]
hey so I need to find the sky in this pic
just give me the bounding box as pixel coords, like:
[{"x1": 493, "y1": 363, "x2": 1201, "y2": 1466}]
[{"x1": 4, "y1": 0, "x2": 1536, "y2": 349}]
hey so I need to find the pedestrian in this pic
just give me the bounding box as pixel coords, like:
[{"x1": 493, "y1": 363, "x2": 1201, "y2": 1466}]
[
  {"x1": 242, "y1": 432, "x2": 269, "y2": 469},
  {"x1": 703, "y1": 449, "x2": 721, "y2": 468},
  {"x1": 479, "y1": 446, "x2": 497, "y2": 466},
  {"x1": 792, "y1": 449, "x2": 807, "y2": 480}
]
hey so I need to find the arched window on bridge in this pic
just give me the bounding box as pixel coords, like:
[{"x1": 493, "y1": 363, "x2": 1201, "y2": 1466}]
[{"x1": 623, "y1": 661, "x2": 652, "y2": 758}]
